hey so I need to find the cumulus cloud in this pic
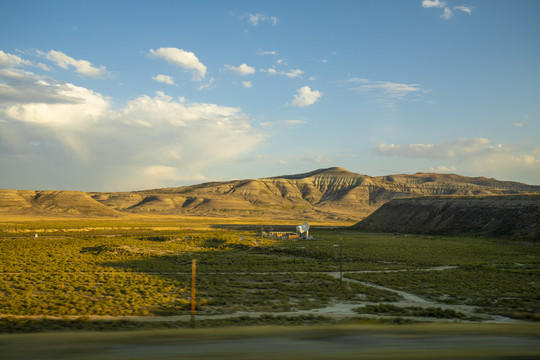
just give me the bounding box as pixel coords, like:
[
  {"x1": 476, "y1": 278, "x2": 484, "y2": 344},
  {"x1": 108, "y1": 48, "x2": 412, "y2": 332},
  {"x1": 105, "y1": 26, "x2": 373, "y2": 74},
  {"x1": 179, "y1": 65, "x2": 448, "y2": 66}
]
[
  {"x1": 149, "y1": 47, "x2": 207, "y2": 81},
  {"x1": 2, "y1": 83, "x2": 109, "y2": 127},
  {"x1": 44, "y1": 50, "x2": 109, "y2": 77},
  {"x1": 375, "y1": 138, "x2": 503, "y2": 158},
  {"x1": 152, "y1": 74, "x2": 175, "y2": 85},
  {"x1": 0, "y1": 54, "x2": 263, "y2": 190},
  {"x1": 0, "y1": 68, "x2": 73, "y2": 105},
  {"x1": 248, "y1": 13, "x2": 279, "y2": 26},
  {"x1": 290, "y1": 86, "x2": 322, "y2": 107},
  {"x1": 242, "y1": 81, "x2": 252, "y2": 88},
  {"x1": 224, "y1": 63, "x2": 255, "y2": 75},
  {"x1": 0, "y1": 67, "x2": 110, "y2": 125}
]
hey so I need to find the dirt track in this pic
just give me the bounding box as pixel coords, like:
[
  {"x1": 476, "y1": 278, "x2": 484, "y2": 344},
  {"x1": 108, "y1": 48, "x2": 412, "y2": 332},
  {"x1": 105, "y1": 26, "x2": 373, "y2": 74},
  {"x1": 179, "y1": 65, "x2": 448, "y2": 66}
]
[{"x1": 0, "y1": 266, "x2": 516, "y2": 324}]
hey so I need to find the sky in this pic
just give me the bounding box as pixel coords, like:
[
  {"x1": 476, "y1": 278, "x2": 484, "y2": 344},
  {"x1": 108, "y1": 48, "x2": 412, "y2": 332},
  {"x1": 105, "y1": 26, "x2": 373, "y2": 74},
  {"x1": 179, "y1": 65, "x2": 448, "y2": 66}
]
[{"x1": 1, "y1": 0, "x2": 539, "y2": 191}]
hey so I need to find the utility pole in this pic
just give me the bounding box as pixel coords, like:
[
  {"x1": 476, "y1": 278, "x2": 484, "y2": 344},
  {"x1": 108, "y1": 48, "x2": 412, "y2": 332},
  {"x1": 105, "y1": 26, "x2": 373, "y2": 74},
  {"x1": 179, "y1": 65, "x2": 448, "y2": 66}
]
[
  {"x1": 339, "y1": 237, "x2": 343, "y2": 286},
  {"x1": 191, "y1": 259, "x2": 196, "y2": 328}
]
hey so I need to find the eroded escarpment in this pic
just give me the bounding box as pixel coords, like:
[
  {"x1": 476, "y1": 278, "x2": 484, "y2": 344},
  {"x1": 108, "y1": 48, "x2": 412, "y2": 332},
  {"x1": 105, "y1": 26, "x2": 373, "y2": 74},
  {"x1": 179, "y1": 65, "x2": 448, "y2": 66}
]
[{"x1": 352, "y1": 194, "x2": 540, "y2": 240}]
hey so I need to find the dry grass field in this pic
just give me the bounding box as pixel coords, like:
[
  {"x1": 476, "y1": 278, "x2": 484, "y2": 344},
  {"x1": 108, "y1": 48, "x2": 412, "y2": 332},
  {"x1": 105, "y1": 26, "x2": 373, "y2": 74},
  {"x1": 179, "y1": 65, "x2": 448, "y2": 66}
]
[{"x1": 0, "y1": 214, "x2": 539, "y2": 358}]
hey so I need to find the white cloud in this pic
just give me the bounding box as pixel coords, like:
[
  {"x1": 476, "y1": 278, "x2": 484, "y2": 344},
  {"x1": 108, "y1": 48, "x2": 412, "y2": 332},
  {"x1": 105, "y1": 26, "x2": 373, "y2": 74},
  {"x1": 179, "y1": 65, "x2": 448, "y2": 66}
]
[
  {"x1": 285, "y1": 69, "x2": 304, "y2": 78},
  {"x1": 45, "y1": 50, "x2": 109, "y2": 77},
  {"x1": 283, "y1": 119, "x2": 306, "y2": 126},
  {"x1": 513, "y1": 122, "x2": 524, "y2": 127},
  {"x1": 242, "y1": 81, "x2": 252, "y2": 88},
  {"x1": 248, "y1": 13, "x2": 279, "y2": 26},
  {"x1": 142, "y1": 165, "x2": 208, "y2": 184},
  {"x1": 441, "y1": 7, "x2": 453, "y2": 20},
  {"x1": 152, "y1": 74, "x2": 176, "y2": 86},
  {"x1": 36, "y1": 62, "x2": 52, "y2": 71},
  {"x1": 422, "y1": 0, "x2": 446, "y2": 8},
  {"x1": 260, "y1": 119, "x2": 306, "y2": 128},
  {"x1": 290, "y1": 86, "x2": 322, "y2": 107},
  {"x1": 357, "y1": 81, "x2": 423, "y2": 98},
  {"x1": 0, "y1": 68, "x2": 74, "y2": 104},
  {"x1": 375, "y1": 138, "x2": 502, "y2": 158},
  {"x1": 0, "y1": 63, "x2": 264, "y2": 189},
  {"x1": 0, "y1": 50, "x2": 32, "y2": 67},
  {"x1": 454, "y1": 5, "x2": 473, "y2": 15},
  {"x1": 258, "y1": 50, "x2": 277, "y2": 55},
  {"x1": 198, "y1": 77, "x2": 215, "y2": 91},
  {"x1": 342, "y1": 77, "x2": 370, "y2": 84},
  {"x1": 224, "y1": 63, "x2": 255, "y2": 75},
  {"x1": 302, "y1": 154, "x2": 332, "y2": 164},
  {"x1": 0, "y1": 68, "x2": 110, "y2": 127},
  {"x1": 262, "y1": 67, "x2": 304, "y2": 78},
  {"x1": 468, "y1": 153, "x2": 540, "y2": 184},
  {"x1": 344, "y1": 77, "x2": 426, "y2": 106},
  {"x1": 149, "y1": 47, "x2": 207, "y2": 81},
  {"x1": 375, "y1": 137, "x2": 540, "y2": 184},
  {"x1": 0, "y1": 50, "x2": 52, "y2": 72},
  {"x1": 429, "y1": 165, "x2": 457, "y2": 172},
  {"x1": 423, "y1": 1, "x2": 473, "y2": 20}
]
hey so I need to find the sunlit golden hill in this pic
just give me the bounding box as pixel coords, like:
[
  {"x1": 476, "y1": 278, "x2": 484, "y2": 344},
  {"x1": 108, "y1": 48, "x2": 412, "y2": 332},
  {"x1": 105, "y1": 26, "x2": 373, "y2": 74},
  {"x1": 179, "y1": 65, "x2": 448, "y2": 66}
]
[
  {"x1": 1, "y1": 167, "x2": 539, "y2": 222},
  {"x1": 92, "y1": 167, "x2": 540, "y2": 222}
]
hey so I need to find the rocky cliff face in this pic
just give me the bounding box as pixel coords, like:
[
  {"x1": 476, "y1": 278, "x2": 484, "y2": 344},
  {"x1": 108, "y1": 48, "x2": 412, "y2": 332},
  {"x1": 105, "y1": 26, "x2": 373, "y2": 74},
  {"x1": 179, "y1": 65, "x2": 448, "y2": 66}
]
[
  {"x1": 2, "y1": 167, "x2": 539, "y2": 221},
  {"x1": 90, "y1": 167, "x2": 540, "y2": 221},
  {"x1": 352, "y1": 195, "x2": 540, "y2": 240}
]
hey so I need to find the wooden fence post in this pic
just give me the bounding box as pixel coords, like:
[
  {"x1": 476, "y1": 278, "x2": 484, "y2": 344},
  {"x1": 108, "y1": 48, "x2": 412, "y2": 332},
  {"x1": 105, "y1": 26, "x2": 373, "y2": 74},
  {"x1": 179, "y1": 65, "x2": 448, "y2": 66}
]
[{"x1": 191, "y1": 259, "x2": 196, "y2": 328}]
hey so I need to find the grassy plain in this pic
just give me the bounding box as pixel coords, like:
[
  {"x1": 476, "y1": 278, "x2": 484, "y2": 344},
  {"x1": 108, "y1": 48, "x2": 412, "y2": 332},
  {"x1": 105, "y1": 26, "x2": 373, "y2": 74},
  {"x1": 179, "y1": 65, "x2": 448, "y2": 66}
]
[{"x1": 0, "y1": 216, "x2": 538, "y2": 333}]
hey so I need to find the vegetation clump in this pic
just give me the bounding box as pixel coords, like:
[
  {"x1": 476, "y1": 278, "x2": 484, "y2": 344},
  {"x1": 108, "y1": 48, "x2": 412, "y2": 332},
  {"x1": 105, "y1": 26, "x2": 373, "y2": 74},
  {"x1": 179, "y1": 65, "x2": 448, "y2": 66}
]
[
  {"x1": 0, "y1": 218, "x2": 538, "y2": 332},
  {"x1": 353, "y1": 303, "x2": 478, "y2": 320}
]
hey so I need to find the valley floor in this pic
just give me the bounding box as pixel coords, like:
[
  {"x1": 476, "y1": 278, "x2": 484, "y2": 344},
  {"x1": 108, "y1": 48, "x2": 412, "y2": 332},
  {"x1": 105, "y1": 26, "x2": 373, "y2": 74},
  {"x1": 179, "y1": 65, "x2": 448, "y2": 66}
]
[{"x1": 0, "y1": 216, "x2": 538, "y2": 358}]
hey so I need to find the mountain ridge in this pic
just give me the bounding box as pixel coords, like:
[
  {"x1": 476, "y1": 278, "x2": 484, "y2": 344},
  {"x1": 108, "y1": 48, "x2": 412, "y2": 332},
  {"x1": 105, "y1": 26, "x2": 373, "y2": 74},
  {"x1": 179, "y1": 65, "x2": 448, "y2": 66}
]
[{"x1": 1, "y1": 168, "x2": 539, "y2": 221}]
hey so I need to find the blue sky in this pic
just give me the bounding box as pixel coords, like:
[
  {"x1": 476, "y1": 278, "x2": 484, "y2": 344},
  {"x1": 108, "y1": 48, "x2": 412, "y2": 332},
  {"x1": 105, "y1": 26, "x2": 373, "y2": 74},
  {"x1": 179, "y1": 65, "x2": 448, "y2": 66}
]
[{"x1": 1, "y1": 0, "x2": 539, "y2": 191}]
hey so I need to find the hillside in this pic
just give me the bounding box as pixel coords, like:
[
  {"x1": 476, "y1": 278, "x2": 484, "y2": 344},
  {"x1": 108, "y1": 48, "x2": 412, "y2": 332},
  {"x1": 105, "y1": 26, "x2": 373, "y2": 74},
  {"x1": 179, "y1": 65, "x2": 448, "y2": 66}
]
[
  {"x1": 89, "y1": 167, "x2": 540, "y2": 222},
  {"x1": 352, "y1": 194, "x2": 540, "y2": 240},
  {"x1": 0, "y1": 190, "x2": 123, "y2": 217},
  {"x1": 1, "y1": 167, "x2": 539, "y2": 221}
]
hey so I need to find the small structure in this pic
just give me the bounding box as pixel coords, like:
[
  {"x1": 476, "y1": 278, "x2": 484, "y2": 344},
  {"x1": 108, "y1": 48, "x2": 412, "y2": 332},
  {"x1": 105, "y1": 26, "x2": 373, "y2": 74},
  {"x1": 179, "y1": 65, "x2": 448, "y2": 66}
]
[
  {"x1": 261, "y1": 222, "x2": 311, "y2": 240},
  {"x1": 297, "y1": 222, "x2": 310, "y2": 240}
]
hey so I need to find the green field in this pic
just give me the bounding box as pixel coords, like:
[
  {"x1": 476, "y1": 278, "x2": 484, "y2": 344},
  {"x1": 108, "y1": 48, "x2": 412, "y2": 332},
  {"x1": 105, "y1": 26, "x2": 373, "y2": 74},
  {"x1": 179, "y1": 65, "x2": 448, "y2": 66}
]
[{"x1": 0, "y1": 217, "x2": 539, "y2": 333}]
